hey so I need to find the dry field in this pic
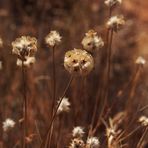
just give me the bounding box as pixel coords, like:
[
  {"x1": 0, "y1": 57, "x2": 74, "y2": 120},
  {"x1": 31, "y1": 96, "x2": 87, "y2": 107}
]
[{"x1": 0, "y1": 0, "x2": 148, "y2": 148}]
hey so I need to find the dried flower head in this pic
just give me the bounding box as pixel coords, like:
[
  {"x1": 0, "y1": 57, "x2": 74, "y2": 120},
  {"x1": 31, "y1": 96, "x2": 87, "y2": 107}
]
[
  {"x1": 57, "y1": 97, "x2": 70, "y2": 114},
  {"x1": 107, "y1": 16, "x2": 125, "y2": 32},
  {"x1": 81, "y1": 30, "x2": 104, "y2": 52},
  {"x1": 86, "y1": 137, "x2": 100, "y2": 148},
  {"x1": 3, "y1": 118, "x2": 15, "y2": 132},
  {"x1": 135, "y1": 56, "x2": 146, "y2": 65},
  {"x1": 0, "y1": 61, "x2": 2, "y2": 70},
  {"x1": 138, "y1": 116, "x2": 148, "y2": 127},
  {"x1": 105, "y1": 0, "x2": 122, "y2": 7},
  {"x1": 72, "y1": 126, "x2": 85, "y2": 138},
  {"x1": 0, "y1": 37, "x2": 3, "y2": 48},
  {"x1": 69, "y1": 138, "x2": 85, "y2": 148},
  {"x1": 64, "y1": 49, "x2": 94, "y2": 76},
  {"x1": 45, "y1": 30, "x2": 62, "y2": 47},
  {"x1": 16, "y1": 57, "x2": 36, "y2": 67},
  {"x1": 12, "y1": 36, "x2": 37, "y2": 60}
]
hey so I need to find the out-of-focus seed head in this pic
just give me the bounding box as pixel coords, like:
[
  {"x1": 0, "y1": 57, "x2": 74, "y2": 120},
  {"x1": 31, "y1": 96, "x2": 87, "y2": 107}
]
[
  {"x1": 105, "y1": 0, "x2": 122, "y2": 7},
  {"x1": 72, "y1": 126, "x2": 84, "y2": 138},
  {"x1": 3, "y1": 118, "x2": 15, "y2": 132},
  {"x1": 45, "y1": 30, "x2": 62, "y2": 47},
  {"x1": 86, "y1": 137, "x2": 100, "y2": 148},
  {"x1": 106, "y1": 16, "x2": 125, "y2": 32},
  {"x1": 0, "y1": 61, "x2": 2, "y2": 70},
  {"x1": 0, "y1": 37, "x2": 3, "y2": 48},
  {"x1": 16, "y1": 57, "x2": 36, "y2": 67},
  {"x1": 12, "y1": 36, "x2": 37, "y2": 60},
  {"x1": 81, "y1": 30, "x2": 104, "y2": 52},
  {"x1": 135, "y1": 56, "x2": 146, "y2": 65},
  {"x1": 64, "y1": 49, "x2": 94, "y2": 76},
  {"x1": 69, "y1": 138, "x2": 85, "y2": 148},
  {"x1": 138, "y1": 116, "x2": 148, "y2": 127},
  {"x1": 57, "y1": 97, "x2": 70, "y2": 114}
]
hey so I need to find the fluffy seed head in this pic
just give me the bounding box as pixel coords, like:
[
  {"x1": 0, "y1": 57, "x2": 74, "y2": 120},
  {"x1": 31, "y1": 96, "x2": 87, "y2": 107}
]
[
  {"x1": 72, "y1": 126, "x2": 84, "y2": 138},
  {"x1": 107, "y1": 16, "x2": 125, "y2": 32},
  {"x1": 64, "y1": 48, "x2": 94, "y2": 76},
  {"x1": 3, "y1": 118, "x2": 15, "y2": 132},
  {"x1": 16, "y1": 57, "x2": 36, "y2": 67},
  {"x1": 69, "y1": 138, "x2": 85, "y2": 148},
  {"x1": 138, "y1": 116, "x2": 148, "y2": 127},
  {"x1": 45, "y1": 30, "x2": 62, "y2": 47},
  {"x1": 0, "y1": 37, "x2": 3, "y2": 48},
  {"x1": 86, "y1": 137, "x2": 100, "y2": 148},
  {"x1": 0, "y1": 61, "x2": 2, "y2": 70},
  {"x1": 135, "y1": 56, "x2": 146, "y2": 65},
  {"x1": 105, "y1": 0, "x2": 122, "y2": 7},
  {"x1": 81, "y1": 30, "x2": 104, "y2": 52},
  {"x1": 12, "y1": 36, "x2": 37, "y2": 60},
  {"x1": 57, "y1": 97, "x2": 70, "y2": 114}
]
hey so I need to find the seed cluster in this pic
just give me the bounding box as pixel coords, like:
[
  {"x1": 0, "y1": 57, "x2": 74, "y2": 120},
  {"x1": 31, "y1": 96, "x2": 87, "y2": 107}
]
[
  {"x1": 81, "y1": 30, "x2": 104, "y2": 53},
  {"x1": 12, "y1": 36, "x2": 37, "y2": 67},
  {"x1": 64, "y1": 48, "x2": 94, "y2": 76}
]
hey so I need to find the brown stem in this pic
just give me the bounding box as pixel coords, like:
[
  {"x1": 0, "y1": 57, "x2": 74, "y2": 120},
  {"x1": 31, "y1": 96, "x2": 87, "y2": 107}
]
[
  {"x1": 40, "y1": 76, "x2": 73, "y2": 148},
  {"x1": 47, "y1": 45, "x2": 56, "y2": 147},
  {"x1": 88, "y1": 6, "x2": 113, "y2": 135},
  {"x1": 92, "y1": 29, "x2": 114, "y2": 135},
  {"x1": 22, "y1": 61, "x2": 27, "y2": 148},
  {"x1": 136, "y1": 127, "x2": 148, "y2": 148}
]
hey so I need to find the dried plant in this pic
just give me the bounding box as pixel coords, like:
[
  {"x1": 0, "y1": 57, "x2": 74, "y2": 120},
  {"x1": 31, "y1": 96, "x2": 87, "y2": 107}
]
[{"x1": 0, "y1": 0, "x2": 148, "y2": 148}]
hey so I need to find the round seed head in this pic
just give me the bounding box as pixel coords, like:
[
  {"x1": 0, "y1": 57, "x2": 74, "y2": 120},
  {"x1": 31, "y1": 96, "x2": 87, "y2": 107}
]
[
  {"x1": 64, "y1": 48, "x2": 94, "y2": 76},
  {"x1": 81, "y1": 30, "x2": 104, "y2": 52},
  {"x1": 106, "y1": 16, "x2": 125, "y2": 32},
  {"x1": 105, "y1": 0, "x2": 122, "y2": 7},
  {"x1": 45, "y1": 30, "x2": 62, "y2": 47},
  {"x1": 12, "y1": 36, "x2": 37, "y2": 60}
]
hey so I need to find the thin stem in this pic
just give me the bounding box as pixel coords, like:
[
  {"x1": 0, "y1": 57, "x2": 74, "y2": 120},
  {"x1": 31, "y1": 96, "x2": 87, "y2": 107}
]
[
  {"x1": 139, "y1": 104, "x2": 148, "y2": 112},
  {"x1": 118, "y1": 125, "x2": 141, "y2": 142},
  {"x1": 22, "y1": 61, "x2": 27, "y2": 148},
  {"x1": 88, "y1": 8, "x2": 113, "y2": 135},
  {"x1": 35, "y1": 120, "x2": 42, "y2": 143},
  {"x1": 41, "y1": 76, "x2": 73, "y2": 148},
  {"x1": 136, "y1": 127, "x2": 148, "y2": 148},
  {"x1": 51, "y1": 45, "x2": 56, "y2": 115},
  {"x1": 93, "y1": 29, "x2": 114, "y2": 135},
  {"x1": 48, "y1": 45, "x2": 56, "y2": 147}
]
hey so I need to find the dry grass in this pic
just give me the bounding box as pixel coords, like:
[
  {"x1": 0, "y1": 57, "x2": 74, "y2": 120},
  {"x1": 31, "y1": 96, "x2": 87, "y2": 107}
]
[{"x1": 0, "y1": 0, "x2": 148, "y2": 148}]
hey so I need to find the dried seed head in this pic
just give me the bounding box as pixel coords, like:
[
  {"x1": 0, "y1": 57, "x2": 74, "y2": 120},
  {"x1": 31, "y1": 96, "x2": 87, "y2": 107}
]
[
  {"x1": 86, "y1": 137, "x2": 100, "y2": 148},
  {"x1": 16, "y1": 57, "x2": 36, "y2": 67},
  {"x1": 107, "y1": 16, "x2": 125, "y2": 32},
  {"x1": 57, "y1": 97, "x2": 70, "y2": 114},
  {"x1": 64, "y1": 49, "x2": 94, "y2": 76},
  {"x1": 45, "y1": 30, "x2": 62, "y2": 47},
  {"x1": 72, "y1": 126, "x2": 84, "y2": 138},
  {"x1": 69, "y1": 138, "x2": 85, "y2": 148},
  {"x1": 3, "y1": 118, "x2": 15, "y2": 132},
  {"x1": 12, "y1": 36, "x2": 37, "y2": 60},
  {"x1": 0, "y1": 37, "x2": 3, "y2": 48},
  {"x1": 138, "y1": 116, "x2": 148, "y2": 127},
  {"x1": 135, "y1": 56, "x2": 146, "y2": 65},
  {"x1": 81, "y1": 30, "x2": 104, "y2": 52},
  {"x1": 105, "y1": 0, "x2": 122, "y2": 7}
]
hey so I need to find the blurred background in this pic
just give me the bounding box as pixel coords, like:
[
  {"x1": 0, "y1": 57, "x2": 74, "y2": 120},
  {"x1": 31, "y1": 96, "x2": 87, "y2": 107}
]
[{"x1": 0, "y1": 0, "x2": 148, "y2": 147}]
